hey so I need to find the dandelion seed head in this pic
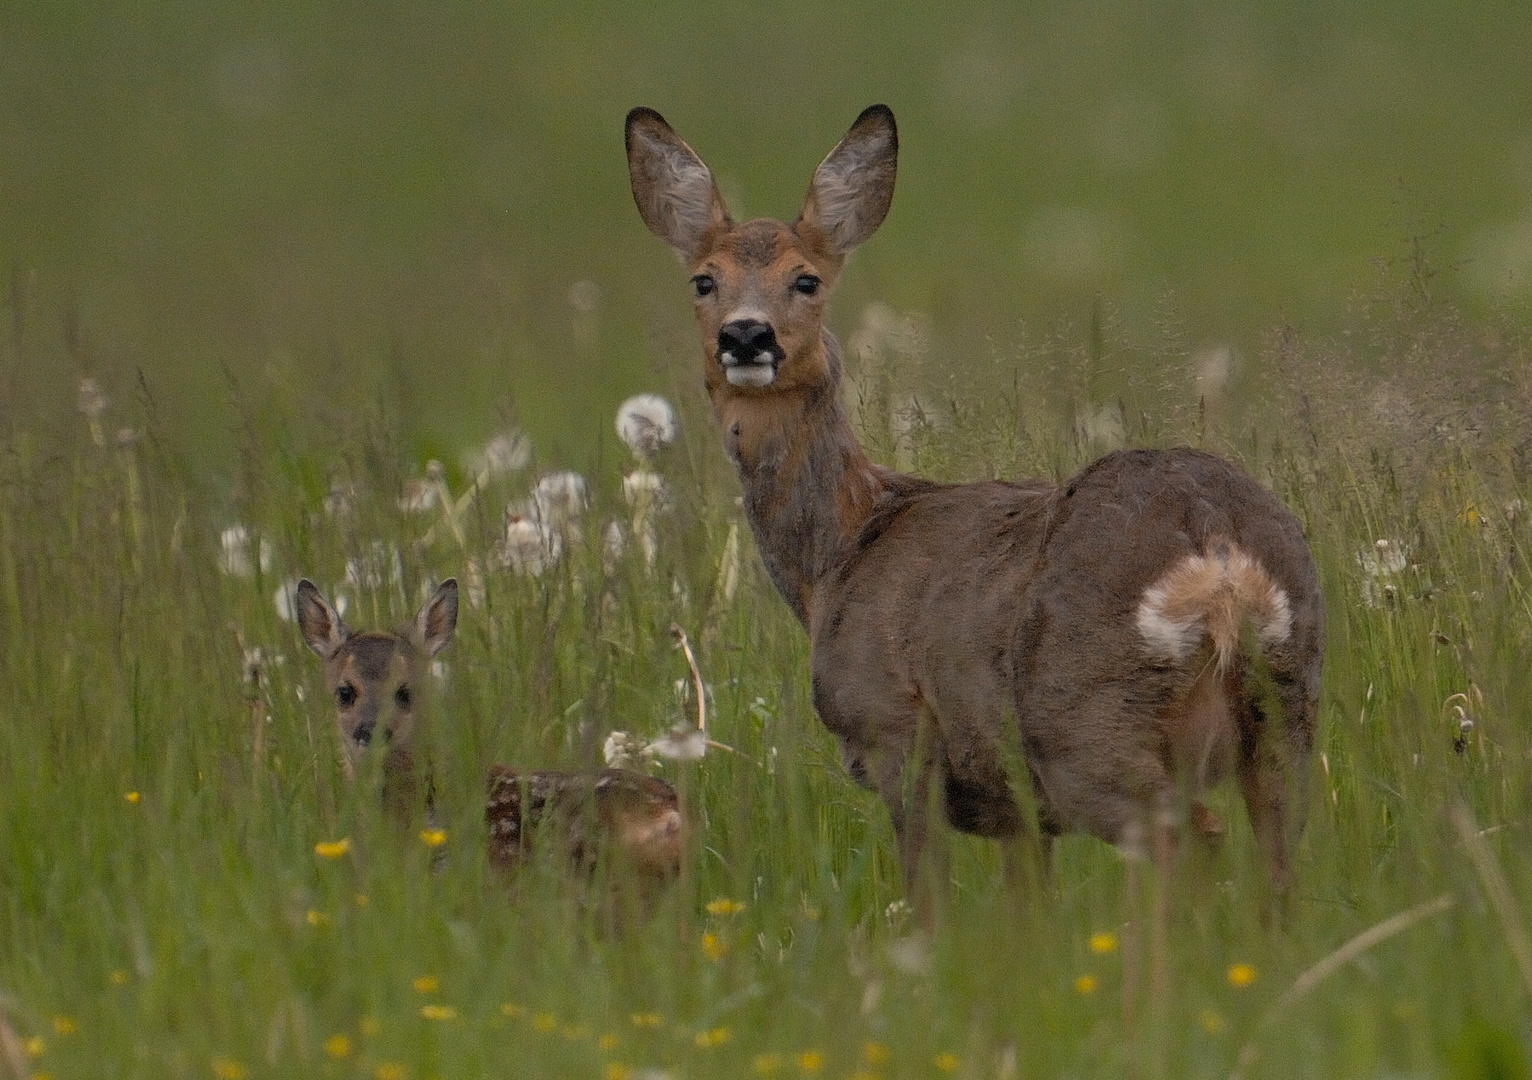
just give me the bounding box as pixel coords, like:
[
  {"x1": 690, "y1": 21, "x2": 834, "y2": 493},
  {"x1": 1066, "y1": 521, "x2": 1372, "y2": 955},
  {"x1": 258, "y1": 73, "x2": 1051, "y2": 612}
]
[
  {"x1": 532, "y1": 471, "x2": 590, "y2": 525},
  {"x1": 622, "y1": 469, "x2": 671, "y2": 509},
  {"x1": 273, "y1": 577, "x2": 302, "y2": 622},
  {"x1": 649, "y1": 727, "x2": 706, "y2": 761},
  {"x1": 616, "y1": 394, "x2": 678, "y2": 459},
  {"x1": 603, "y1": 730, "x2": 653, "y2": 770},
  {"x1": 465, "y1": 430, "x2": 531, "y2": 478},
  {"x1": 497, "y1": 511, "x2": 562, "y2": 575}
]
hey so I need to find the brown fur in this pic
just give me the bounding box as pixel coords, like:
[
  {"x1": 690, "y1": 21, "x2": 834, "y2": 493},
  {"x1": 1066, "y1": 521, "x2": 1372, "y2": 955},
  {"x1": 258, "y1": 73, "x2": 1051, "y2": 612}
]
[{"x1": 626, "y1": 104, "x2": 1324, "y2": 908}]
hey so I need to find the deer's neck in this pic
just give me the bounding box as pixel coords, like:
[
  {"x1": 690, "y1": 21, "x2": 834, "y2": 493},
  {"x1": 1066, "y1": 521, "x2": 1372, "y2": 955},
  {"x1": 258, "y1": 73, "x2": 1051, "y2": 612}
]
[{"x1": 711, "y1": 332, "x2": 888, "y2": 625}]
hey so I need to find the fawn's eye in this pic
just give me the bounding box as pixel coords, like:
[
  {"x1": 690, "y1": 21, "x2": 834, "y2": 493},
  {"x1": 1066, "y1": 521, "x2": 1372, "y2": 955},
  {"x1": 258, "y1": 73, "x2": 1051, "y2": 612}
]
[
  {"x1": 335, "y1": 684, "x2": 357, "y2": 708},
  {"x1": 691, "y1": 274, "x2": 715, "y2": 298},
  {"x1": 793, "y1": 274, "x2": 820, "y2": 296},
  {"x1": 394, "y1": 685, "x2": 411, "y2": 708}
]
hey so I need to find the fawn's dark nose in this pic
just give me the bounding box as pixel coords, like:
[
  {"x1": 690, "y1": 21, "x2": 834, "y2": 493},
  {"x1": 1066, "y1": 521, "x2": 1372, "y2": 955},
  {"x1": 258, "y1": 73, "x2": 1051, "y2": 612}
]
[
  {"x1": 352, "y1": 720, "x2": 374, "y2": 746},
  {"x1": 717, "y1": 319, "x2": 779, "y2": 364}
]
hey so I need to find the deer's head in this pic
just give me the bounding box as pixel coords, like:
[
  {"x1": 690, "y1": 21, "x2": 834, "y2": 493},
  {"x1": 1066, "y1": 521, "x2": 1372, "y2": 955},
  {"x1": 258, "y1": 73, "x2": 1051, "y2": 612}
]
[
  {"x1": 296, "y1": 578, "x2": 458, "y2": 780},
  {"x1": 626, "y1": 105, "x2": 897, "y2": 397}
]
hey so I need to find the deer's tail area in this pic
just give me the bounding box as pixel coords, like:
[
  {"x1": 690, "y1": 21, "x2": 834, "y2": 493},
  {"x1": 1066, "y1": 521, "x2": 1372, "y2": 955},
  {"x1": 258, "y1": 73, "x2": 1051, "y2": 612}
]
[{"x1": 1134, "y1": 539, "x2": 1293, "y2": 674}]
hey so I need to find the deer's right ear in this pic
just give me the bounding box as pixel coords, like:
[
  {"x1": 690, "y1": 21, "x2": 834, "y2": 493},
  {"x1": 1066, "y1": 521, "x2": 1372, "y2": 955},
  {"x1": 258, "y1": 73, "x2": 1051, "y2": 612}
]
[
  {"x1": 626, "y1": 107, "x2": 731, "y2": 260},
  {"x1": 296, "y1": 579, "x2": 348, "y2": 659}
]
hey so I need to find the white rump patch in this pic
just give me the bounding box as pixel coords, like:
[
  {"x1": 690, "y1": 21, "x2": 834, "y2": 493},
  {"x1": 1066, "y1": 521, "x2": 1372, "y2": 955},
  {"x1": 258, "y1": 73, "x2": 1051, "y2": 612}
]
[{"x1": 1136, "y1": 543, "x2": 1293, "y2": 671}]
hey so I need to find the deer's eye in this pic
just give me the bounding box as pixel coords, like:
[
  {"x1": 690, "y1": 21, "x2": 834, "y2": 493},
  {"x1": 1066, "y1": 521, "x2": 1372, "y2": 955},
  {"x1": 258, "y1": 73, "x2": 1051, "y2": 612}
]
[
  {"x1": 335, "y1": 684, "x2": 357, "y2": 708},
  {"x1": 793, "y1": 274, "x2": 821, "y2": 296},
  {"x1": 394, "y1": 685, "x2": 412, "y2": 709},
  {"x1": 691, "y1": 274, "x2": 715, "y2": 298}
]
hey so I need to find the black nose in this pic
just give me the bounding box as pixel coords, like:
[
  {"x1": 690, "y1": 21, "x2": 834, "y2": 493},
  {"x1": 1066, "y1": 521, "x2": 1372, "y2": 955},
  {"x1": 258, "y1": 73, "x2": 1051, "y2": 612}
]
[
  {"x1": 717, "y1": 319, "x2": 778, "y2": 362},
  {"x1": 352, "y1": 721, "x2": 374, "y2": 746}
]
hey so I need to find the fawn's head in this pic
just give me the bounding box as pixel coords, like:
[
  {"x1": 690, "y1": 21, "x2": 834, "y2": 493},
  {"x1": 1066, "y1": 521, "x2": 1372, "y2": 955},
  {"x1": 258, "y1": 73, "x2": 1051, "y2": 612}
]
[
  {"x1": 296, "y1": 578, "x2": 458, "y2": 777},
  {"x1": 626, "y1": 105, "x2": 897, "y2": 396}
]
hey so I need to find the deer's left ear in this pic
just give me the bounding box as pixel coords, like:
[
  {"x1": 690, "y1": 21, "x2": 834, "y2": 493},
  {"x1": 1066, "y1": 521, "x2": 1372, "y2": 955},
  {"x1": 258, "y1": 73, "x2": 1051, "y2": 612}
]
[
  {"x1": 413, "y1": 578, "x2": 458, "y2": 658},
  {"x1": 797, "y1": 104, "x2": 898, "y2": 257}
]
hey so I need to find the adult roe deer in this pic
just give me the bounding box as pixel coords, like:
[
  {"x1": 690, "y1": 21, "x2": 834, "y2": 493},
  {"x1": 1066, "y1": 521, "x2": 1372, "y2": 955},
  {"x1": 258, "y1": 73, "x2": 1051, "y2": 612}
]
[
  {"x1": 294, "y1": 579, "x2": 684, "y2": 889},
  {"x1": 625, "y1": 104, "x2": 1323, "y2": 910}
]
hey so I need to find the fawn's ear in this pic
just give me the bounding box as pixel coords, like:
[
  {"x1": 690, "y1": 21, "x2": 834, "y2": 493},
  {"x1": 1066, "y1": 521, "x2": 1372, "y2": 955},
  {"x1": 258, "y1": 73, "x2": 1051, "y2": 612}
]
[
  {"x1": 797, "y1": 104, "x2": 898, "y2": 257},
  {"x1": 296, "y1": 579, "x2": 349, "y2": 658},
  {"x1": 626, "y1": 107, "x2": 732, "y2": 260},
  {"x1": 414, "y1": 578, "x2": 458, "y2": 658}
]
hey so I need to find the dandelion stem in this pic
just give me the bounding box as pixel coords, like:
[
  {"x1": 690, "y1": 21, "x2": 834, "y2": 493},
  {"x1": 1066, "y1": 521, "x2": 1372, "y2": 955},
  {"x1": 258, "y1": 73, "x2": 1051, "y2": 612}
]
[{"x1": 1227, "y1": 893, "x2": 1454, "y2": 1080}]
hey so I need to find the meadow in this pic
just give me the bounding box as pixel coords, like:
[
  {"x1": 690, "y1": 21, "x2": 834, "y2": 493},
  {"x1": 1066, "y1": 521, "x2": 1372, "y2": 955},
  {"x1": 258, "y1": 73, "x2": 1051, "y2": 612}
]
[{"x1": 2, "y1": 260, "x2": 1531, "y2": 1080}]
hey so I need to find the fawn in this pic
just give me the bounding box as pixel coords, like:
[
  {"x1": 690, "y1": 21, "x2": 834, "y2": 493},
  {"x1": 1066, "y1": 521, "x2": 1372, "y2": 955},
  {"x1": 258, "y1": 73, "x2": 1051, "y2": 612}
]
[
  {"x1": 625, "y1": 104, "x2": 1323, "y2": 911},
  {"x1": 294, "y1": 579, "x2": 684, "y2": 886}
]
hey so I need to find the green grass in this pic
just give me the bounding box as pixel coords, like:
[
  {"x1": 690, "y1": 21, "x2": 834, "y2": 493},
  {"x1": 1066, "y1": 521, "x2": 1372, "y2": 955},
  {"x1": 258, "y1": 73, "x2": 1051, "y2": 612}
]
[{"x1": 3, "y1": 294, "x2": 1532, "y2": 1080}]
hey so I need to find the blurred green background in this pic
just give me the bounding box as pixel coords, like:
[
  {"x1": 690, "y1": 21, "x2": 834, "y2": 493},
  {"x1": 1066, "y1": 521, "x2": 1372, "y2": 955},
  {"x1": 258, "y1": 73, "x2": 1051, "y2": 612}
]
[{"x1": 3, "y1": 1, "x2": 1530, "y2": 469}]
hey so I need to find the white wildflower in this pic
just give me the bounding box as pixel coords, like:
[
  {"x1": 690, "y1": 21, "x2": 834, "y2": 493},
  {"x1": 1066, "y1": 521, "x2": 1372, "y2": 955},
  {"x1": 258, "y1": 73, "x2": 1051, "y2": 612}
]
[
  {"x1": 464, "y1": 430, "x2": 531, "y2": 479},
  {"x1": 218, "y1": 525, "x2": 273, "y2": 578},
  {"x1": 1358, "y1": 538, "x2": 1408, "y2": 608},
  {"x1": 623, "y1": 469, "x2": 670, "y2": 568},
  {"x1": 615, "y1": 394, "x2": 678, "y2": 459},
  {"x1": 497, "y1": 511, "x2": 562, "y2": 575},
  {"x1": 532, "y1": 471, "x2": 589, "y2": 525},
  {"x1": 322, "y1": 481, "x2": 355, "y2": 518},
  {"x1": 603, "y1": 730, "x2": 654, "y2": 770}
]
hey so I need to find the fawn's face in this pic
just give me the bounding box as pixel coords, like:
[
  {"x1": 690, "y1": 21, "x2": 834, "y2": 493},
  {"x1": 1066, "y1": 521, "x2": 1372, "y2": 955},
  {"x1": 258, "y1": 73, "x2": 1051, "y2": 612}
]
[
  {"x1": 296, "y1": 579, "x2": 458, "y2": 778},
  {"x1": 626, "y1": 105, "x2": 897, "y2": 396}
]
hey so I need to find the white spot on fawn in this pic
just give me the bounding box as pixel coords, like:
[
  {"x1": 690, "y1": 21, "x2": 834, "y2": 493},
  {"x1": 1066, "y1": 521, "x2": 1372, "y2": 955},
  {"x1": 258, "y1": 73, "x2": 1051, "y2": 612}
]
[{"x1": 1137, "y1": 543, "x2": 1292, "y2": 671}]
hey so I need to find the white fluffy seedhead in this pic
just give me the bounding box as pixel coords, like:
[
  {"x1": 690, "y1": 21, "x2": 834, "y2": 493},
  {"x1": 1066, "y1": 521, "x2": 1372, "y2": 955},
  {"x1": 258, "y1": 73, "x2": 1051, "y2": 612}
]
[{"x1": 615, "y1": 393, "x2": 678, "y2": 459}]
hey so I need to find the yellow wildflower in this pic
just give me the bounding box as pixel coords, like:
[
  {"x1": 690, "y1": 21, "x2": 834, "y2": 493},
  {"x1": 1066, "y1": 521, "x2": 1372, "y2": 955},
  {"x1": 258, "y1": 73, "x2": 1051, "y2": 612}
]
[
  {"x1": 419, "y1": 828, "x2": 448, "y2": 848},
  {"x1": 502, "y1": 1003, "x2": 527, "y2": 1019},
  {"x1": 419, "y1": 1005, "x2": 457, "y2": 1021},
  {"x1": 412, "y1": 975, "x2": 439, "y2": 994},
  {"x1": 705, "y1": 898, "x2": 746, "y2": 915},
  {"x1": 795, "y1": 1049, "x2": 824, "y2": 1072},
  {"x1": 694, "y1": 1027, "x2": 732, "y2": 1048},
  {"x1": 1200, "y1": 1010, "x2": 1226, "y2": 1034},
  {"x1": 211, "y1": 1059, "x2": 247, "y2": 1080},
  {"x1": 861, "y1": 1041, "x2": 890, "y2": 1066},
  {"x1": 598, "y1": 1033, "x2": 620, "y2": 1051},
  {"x1": 109, "y1": 970, "x2": 129, "y2": 986},
  {"x1": 604, "y1": 1065, "x2": 631, "y2": 1080},
  {"x1": 124, "y1": 791, "x2": 140, "y2": 804},
  {"x1": 934, "y1": 1051, "x2": 960, "y2": 1072},
  {"x1": 1227, "y1": 963, "x2": 1257, "y2": 988},
  {"x1": 323, "y1": 1034, "x2": 352, "y2": 1058},
  {"x1": 1088, "y1": 931, "x2": 1118, "y2": 954},
  {"x1": 314, "y1": 838, "x2": 351, "y2": 858},
  {"x1": 354, "y1": 893, "x2": 369, "y2": 906},
  {"x1": 1074, "y1": 974, "x2": 1098, "y2": 995},
  {"x1": 375, "y1": 1064, "x2": 405, "y2": 1080},
  {"x1": 305, "y1": 909, "x2": 330, "y2": 926},
  {"x1": 532, "y1": 1013, "x2": 558, "y2": 1032},
  {"x1": 360, "y1": 1016, "x2": 381, "y2": 1036},
  {"x1": 701, "y1": 932, "x2": 728, "y2": 961},
  {"x1": 24, "y1": 1037, "x2": 44, "y2": 1057},
  {"x1": 629, "y1": 1012, "x2": 662, "y2": 1028},
  {"x1": 752, "y1": 1052, "x2": 784, "y2": 1074},
  {"x1": 560, "y1": 1024, "x2": 591, "y2": 1041},
  {"x1": 50, "y1": 1018, "x2": 75, "y2": 1036}
]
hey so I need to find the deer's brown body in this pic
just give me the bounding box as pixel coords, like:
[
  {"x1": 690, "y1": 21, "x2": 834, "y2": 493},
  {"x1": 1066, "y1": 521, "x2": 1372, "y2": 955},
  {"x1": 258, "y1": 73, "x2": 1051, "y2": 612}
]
[
  {"x1": 296, "y1": 580, "x2": 684, "y2": 888},
  {"x1": 626, "y1": 104, "x2": 1323, "y2": 905},
  {"x1": 485, "y1": 766, "x2": 684, "y2": 886}
]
